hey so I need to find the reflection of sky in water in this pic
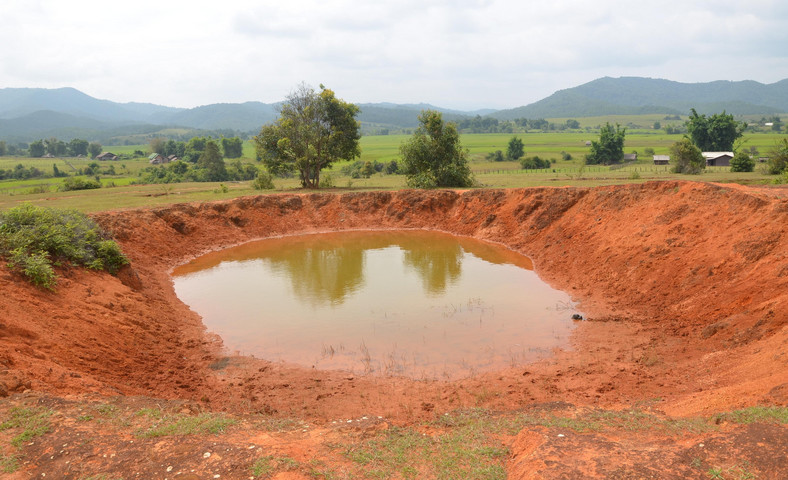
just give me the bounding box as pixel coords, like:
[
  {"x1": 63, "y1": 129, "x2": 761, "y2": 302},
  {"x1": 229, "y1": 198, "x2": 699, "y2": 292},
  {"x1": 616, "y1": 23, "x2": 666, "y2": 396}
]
[{"x1": 172, "y1": 230, "x2": 579, "y2": 380}]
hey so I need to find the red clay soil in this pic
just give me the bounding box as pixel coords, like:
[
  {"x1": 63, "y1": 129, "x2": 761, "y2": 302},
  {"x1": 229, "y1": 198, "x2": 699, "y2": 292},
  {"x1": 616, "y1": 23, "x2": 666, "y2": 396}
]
[{"x1": 1, "y1": 181, "x2": 787, "y2": 478}]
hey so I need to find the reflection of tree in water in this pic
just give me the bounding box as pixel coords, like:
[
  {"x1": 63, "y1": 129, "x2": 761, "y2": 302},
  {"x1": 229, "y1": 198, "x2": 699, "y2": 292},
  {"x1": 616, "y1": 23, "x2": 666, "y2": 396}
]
[
  {"x1": 265, "y1": 246, "x2": 365, "y2": 306},
  {"x1": 401, "y1": 241, "x2": 463, "y2": 295}
]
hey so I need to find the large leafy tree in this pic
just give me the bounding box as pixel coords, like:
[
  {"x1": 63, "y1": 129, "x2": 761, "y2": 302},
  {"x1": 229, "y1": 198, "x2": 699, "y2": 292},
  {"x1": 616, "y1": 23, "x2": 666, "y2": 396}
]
[
  {"x1": 670, "y1": 137, "x2": 705, "y2": 174},
  {"x1": 29, "y1": 140, "x2": 45, "y2": 157},
  {"x1": 88, "y1": 142, "x2": 103, "y2": 158},
  {"x1": 685, "y1": 108, "x2": 746, "y2": 151},
  {"x1": 506, "y1": 136, "x2": 525, "y2": 161},
  {"x1": 400, "y1": 110, "x2": 474, "y2": 188},
  {"x1": 254, "y1": 84, "x2": 360, "y2": 189},
  {"x1": 197, "y1": 140, "x2": 228, "y2": 181},
  {"x1": 585, "y1": 123, "x2": 626, "y2": 165},
  {"x1": 221, "y1": 137, "x2": 244, "y2": 159},
  {"x1": 67, "y1": 138, "x2": 89, "y2": 157}
]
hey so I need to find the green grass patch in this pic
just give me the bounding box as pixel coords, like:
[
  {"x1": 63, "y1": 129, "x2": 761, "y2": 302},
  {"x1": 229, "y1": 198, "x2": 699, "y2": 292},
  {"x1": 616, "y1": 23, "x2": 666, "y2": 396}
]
[
  {"x1": 0, "y1": 452, "x2": 20, "y2": 473},
  {"x1": 0, "y1": 406, "x2": 53, "y2": 448},
  {"x1": 713, "y1": 406, "x2": 788, "y2": 425},
  {"x1": 251, "y1": 455, "x2": 301, "y2": 477},
  {"x1": 135, "y1": 413, "x2": 237, "y2": 438},
  {"x1": 343, "y1": 410, "x2": 511, "y2": 480}
]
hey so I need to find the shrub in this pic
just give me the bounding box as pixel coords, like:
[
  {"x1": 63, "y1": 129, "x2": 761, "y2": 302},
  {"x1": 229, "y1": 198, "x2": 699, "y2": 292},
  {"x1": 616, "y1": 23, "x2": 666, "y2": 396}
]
[
  {"x1": 730, "y1": 151, "x2": 755, "y2": 172},
  {"x1": 252, "y1": 171, "x2": 275, "y2": 190},
  {"x1": 0, "y1": 204, "x2": 128, "y2": 289},
  {"x1": 60, "y1": 177, "x2": 102, "y2": 191},
  {"x1": 520, "y1": 156, "x2": 551, "y2": 169}
]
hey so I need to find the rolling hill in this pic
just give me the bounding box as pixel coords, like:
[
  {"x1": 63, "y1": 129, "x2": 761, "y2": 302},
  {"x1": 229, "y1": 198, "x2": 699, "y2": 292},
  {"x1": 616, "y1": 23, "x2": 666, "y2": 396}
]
[
  {"x1": 1, "y1": 77, "x2": 786, "y2": 143},
  {"x1": 491, "y1": 77, "x2": 788, "y2": 120}
]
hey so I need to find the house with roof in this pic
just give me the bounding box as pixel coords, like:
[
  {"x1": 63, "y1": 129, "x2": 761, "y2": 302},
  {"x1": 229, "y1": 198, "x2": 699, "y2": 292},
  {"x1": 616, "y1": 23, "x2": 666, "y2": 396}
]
[
  {"x1": 623, "y1": 153, "x2": 637, "y2": 162},
  {"x1": 149, "y1": 153, "x2": 168, "y2": 165},
  {"x1": 96, "y1": 152, "x2": 118, "y2": 161},
  {"x1": 653, "y1": 155, "x2": 670, "y2": 165},
  {"x1": 702, "y1": 152, "x2": 733, "y2": 167}
]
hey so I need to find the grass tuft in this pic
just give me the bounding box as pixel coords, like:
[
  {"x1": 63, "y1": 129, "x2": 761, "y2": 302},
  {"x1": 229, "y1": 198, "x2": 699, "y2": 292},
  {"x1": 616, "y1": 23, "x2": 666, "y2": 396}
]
[
  {"x1": 0, "y1": 406, "x2": 53, "y2": 447},
  {"x1": 135, "y1": 412, "x2": 237, "y2": 438}
]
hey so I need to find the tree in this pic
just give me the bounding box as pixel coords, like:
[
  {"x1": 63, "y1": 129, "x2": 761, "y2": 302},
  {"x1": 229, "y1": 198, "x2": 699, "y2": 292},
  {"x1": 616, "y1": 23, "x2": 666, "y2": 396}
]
[
  {"x1": 685, "y1": 108, "x2": 746, "y2": 151},
  {"x1": 0, "y1": 141, "x2": 6, "y2": 156},
  {"x1": 221, "y1": 137, "x2": 244, "y2": 158},
  {"x1": 184, "y1": 137, "x2": 209, "y2": 163},
  {"x1": 585, "y1": 123, "x2": 626, "y2": 165},
  {"x1": 670, "y1": 137, "x2": 705, "y2": 174},
  {"x1": 197, "y1": 140, "x2": 228, "y2": 181},
  {"x1": 399, "y1": 110, "x2": 474, "y2": 188},
  {"x1": 730, "y1": 151, "x2": 755, "y2": 173},
  {"x1": 254, "y1": 84, "x2": 360, "y2": 189},
  {"x1": 766, "y1": 138, "x2": 788, "y2": 175},
  {"x1": 565, "y1": 119, "x2": 580, "y2": 129},
  {"x1": 44, "y1": 137, "x2": 66, "y2": 157},
  {"x1": 149, "y1": 137, "x2": 166, "y2": 155},
  {"x1": 88, "y1": 142, "x2": 103, "y2": 158},
  {"x1": 29, "y1": 140, "x2": 45, "y2": 157},
  {"x1": 67, "y1": 138, "x2": 89, "y2": 157},
  {"x1": 506, "y1": 136, "x2": 525, "y2": 161}
]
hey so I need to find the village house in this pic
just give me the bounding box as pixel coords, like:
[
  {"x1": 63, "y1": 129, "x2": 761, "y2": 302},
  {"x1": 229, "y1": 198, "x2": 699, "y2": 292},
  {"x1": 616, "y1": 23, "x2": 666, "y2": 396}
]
[
  {"x1": 96, "y1": 152, "x2": 118, "y2": 161},
  {"x1": 702, "y1": 152, "x2": 733, "y2": 167},
  {"x1": 148, "y1": 153, "x2": 168, "y2": 165},
  {"x1": 653, "y1": 155, "x2": 670, "y2": 165},
  {"x1": 623, "y1": 153, "x2": 637, "y2": 162}
]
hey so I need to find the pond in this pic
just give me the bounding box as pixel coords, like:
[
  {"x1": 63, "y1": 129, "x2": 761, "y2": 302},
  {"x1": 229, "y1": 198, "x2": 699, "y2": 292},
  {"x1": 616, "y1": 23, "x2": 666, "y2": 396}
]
[{"x1": 172, "y1": 230, "x2": 580, "y2": 379}]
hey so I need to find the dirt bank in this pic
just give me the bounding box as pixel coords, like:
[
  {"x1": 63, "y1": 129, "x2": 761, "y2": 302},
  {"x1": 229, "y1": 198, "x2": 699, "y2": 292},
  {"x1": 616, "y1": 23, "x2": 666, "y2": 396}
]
[{"x1": 1, "y1": 181, "x2": 787, "y2": 478}]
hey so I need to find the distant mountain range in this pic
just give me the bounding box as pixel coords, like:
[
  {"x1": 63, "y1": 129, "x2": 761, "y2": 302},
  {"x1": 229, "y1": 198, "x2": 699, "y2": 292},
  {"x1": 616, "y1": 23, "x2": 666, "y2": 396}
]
[{"x1": 1, "y1": 77, "x2": 786, "y2": 143}]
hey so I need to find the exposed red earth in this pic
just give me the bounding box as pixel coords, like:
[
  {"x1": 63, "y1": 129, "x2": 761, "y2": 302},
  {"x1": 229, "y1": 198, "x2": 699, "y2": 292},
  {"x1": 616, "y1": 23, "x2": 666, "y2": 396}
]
[{"x1": 1, "y1": 181, "x2": 786, "y2": 478}]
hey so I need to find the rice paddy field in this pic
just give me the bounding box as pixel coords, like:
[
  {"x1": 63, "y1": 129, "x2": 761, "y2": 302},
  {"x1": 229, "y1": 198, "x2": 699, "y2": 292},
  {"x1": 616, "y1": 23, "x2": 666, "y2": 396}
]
[{"x1": 0, "y1": 127, "x2": 785, "y2": 212}]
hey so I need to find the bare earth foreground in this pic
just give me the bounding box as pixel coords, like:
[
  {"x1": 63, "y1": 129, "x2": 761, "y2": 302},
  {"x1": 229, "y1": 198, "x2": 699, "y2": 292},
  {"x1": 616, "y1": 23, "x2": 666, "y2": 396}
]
[{"x1": 1, "y1": 181, "x2": 787, "y2": 479}]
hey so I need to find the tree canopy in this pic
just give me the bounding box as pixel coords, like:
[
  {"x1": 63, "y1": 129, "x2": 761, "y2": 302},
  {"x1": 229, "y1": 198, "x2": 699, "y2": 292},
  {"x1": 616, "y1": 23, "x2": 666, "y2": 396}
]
[
  {"x1": 399, "y1": 110, "x2": 474, "y2": 188},
  {"x1": 685, "y1": 108, "x2": 746, "y2": 151},
  {"x1": 506, "y1": 136, "x2": 524, "y2": 161},
  {"x1": 670, "y1": 137, "x2": 705, "y2": 174},
  {"x1": 254, "y1": 84, "x2": 360, "y2": 189},
  {"x1": 585, "y1": 123, "x2": 626, "y2": 165}
]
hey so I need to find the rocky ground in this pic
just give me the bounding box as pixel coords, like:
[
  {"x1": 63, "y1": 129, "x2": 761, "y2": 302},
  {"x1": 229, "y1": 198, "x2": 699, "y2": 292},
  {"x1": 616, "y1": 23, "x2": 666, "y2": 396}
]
[{"x1": 1, "y1": 181, "x2": 786, "y2": 479}]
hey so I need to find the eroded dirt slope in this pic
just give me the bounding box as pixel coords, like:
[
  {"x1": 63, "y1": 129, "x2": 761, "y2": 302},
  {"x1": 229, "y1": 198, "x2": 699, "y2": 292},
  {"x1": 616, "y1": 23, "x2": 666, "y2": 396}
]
[{"x1": 1, "y1": 181, "x2": 787, "y2": 478}]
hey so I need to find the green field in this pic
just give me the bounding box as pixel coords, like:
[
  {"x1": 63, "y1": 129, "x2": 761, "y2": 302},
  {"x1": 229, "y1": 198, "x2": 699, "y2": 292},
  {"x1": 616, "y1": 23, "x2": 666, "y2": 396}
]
[{"x1": 1, "y1": 128, "x2": 785, "y2": 212}]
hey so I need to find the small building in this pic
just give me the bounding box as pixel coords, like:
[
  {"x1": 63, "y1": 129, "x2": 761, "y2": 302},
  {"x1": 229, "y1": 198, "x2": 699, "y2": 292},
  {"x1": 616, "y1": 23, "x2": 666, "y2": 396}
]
[
  {"x1": 167, "y1": 155, "x2": 180, "y2": 162},
  {"x1": 758, "y1": 156, "x2": 769, "y2": 163},
  {"x1": 96, "y1": 152, "x2": 118, "y2": 161},
  {"x1": 653, "y1": 155, "x2": 670, "y2": 165},
  {"x1": 623, "y1": 153, "x2": 637, "y2": 162},
  {"x1": 585, "y1": 141, "x2": 592, "y2": 146},
  {"x1": 702, "y1": 152, "x2": 734, "y2": 167},
  {"x1": 148, "y1": 153, "x2": 169, "y2": 165}
]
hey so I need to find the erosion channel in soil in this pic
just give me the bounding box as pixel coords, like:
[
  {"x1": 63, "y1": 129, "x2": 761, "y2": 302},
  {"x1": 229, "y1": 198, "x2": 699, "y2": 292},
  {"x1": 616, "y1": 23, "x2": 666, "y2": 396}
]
[
  {"x1": 1, "y1": 181, "x2": 786, "y2": 478},
  {"x1": 171, "y1": 230, "x2": 579, "y2": 380}
]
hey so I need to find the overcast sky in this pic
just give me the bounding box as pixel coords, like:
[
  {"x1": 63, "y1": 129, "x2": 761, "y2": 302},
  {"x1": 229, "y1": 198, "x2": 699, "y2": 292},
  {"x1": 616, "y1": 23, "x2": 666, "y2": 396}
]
[{"x1": 2, "y1": 0, "x2": 787, "y2": 110}]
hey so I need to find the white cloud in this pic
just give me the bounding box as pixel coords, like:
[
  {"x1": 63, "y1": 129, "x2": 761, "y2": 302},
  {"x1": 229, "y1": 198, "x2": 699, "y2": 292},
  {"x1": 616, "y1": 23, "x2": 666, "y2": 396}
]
[{"x1": 0, "y1": 0, "x2": 786, "y2": 110}]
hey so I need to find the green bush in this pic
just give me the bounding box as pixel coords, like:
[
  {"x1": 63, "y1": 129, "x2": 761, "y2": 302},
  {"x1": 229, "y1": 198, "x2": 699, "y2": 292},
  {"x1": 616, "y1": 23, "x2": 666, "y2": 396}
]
[
  {"x1": 60, "y1": 177, "x2": 102, "y2": 191},
  {"x1": 520, "y1": 156, "x2": 552, "y2": 169},
  {"x1": 252, "y1": 171, "x2": 275, "y2": 190},
  {"x1": 0, "y1": 204, "x2": 128, "y2": 289},
  {"x1": 730, "y1": 151, "x2": 755, "y2": 172}
]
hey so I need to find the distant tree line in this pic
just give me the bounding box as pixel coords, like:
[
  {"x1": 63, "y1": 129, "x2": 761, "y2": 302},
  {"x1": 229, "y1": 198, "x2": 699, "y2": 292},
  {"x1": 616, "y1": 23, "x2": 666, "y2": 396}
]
[
  {"x1": 138, "y1": 138, "x2": 257, "y2": 183},
  {"x1": 455, "y1": 116, "x2": 583, "y2": 134},
  {"x1": 148, "y1": 136, "x2": 244, "y2": 161}
]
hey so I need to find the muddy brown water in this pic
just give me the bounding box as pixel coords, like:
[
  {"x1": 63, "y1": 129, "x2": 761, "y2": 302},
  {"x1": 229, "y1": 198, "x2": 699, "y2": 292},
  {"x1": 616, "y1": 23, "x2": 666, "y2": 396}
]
[{"x1": 172, "y1": 230, "x2": 580, "y2": 379}]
